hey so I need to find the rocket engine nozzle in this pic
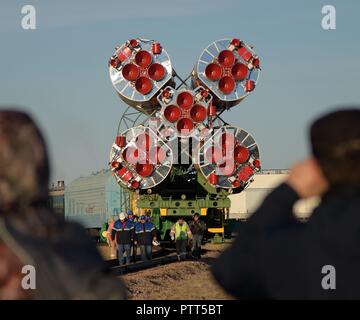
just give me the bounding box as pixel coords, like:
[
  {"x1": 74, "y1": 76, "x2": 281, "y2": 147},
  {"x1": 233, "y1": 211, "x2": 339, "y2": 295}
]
[
  {"x1": 192, "y1": 38, "x2": 261, "y2": 111},
  {"x1": 196, "y1": 125, "x2": 260, "y2": 190},
  {"x1": 158, "y1": 86, "x2": 212, "y2": 137},
  {"x1": 109, "y1": 126, "x2": 173, "y2": 190},
  {"x1": 109, "y1": 38, "x2": 173, "y2": 113}
]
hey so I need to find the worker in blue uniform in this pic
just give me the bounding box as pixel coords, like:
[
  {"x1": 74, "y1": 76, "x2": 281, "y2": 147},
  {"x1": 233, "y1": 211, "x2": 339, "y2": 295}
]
[
  {"x1": 134, "y1": 215, "x2": 158, "y2": 261},
  {"x1": 127, "y1": 210, "x2": 138, "y2": 262},
  {"x1": 111, "y1": 212, "x2": 135, "y2": 265}
]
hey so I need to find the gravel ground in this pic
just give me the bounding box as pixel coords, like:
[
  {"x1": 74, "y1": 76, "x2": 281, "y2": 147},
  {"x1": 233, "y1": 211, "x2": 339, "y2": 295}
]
[{"x1": 120, "y1": 243, "x2": 234, "y2": 300}]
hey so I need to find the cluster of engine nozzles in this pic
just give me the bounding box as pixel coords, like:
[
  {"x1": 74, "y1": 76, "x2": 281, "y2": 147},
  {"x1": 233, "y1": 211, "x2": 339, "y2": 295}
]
[
  {"x1": 158, "y1": 86, "x2": 212, "y2": 136},
  {"x1": 108, "y1": 38, "x2": 261, "y2": 192},
  {"x1": 109, "y1": 129, "x2": 173, "y2": 190},
  {"x1": 204, "y1": 45, "x2": 257, "y2": 95}
]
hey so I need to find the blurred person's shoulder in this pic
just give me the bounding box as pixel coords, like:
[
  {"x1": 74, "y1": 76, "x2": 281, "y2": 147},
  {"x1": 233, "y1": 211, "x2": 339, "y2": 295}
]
[{"x1": 0, "y1": 214, "x2": 127, "y2": 300}]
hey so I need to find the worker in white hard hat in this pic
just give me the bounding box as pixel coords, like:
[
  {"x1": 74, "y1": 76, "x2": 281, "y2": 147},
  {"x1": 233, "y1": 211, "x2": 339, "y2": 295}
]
[{"x1": 111, "y1": 212, "x2": 135, "y2": 265}]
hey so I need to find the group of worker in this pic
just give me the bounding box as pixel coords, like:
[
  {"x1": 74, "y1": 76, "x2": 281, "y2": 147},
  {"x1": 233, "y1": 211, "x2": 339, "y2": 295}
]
[
  {"x1": 107, "y1": 210, "x2": 158, "y2": 265},
  {"x1": 107, "y1": 210, "x2": 207, "y2": 265}
]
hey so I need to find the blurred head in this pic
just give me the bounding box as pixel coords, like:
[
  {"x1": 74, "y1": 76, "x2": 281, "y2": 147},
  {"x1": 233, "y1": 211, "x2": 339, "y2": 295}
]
[
  {"x1": 193, "y1": 213, "x2": 200, "y2": 221},
  {"x1": 0, "y1": 110, "x2": 49, "y2": 215},
  {"x1": 0, "y1": 109, "x2": 51, "y2": 299},
  {"x1": 127, "y1": 209, "x2": 133, "y2": 217},
  {"x1": 178, "y1": 217, "x2": 184, "y2": 225},
  {"x1": 139, "y1": 215, "x2": 146, "y2": 223},
  {"x1": 310, "y1": 108, "x2": 360, "y2": 188},
  {"x1": 119, "y1": 212, "x2": 126, "y2": 221}
]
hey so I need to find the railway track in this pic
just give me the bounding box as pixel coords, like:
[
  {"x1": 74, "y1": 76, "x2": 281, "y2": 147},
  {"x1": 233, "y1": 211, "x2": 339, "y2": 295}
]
[{"x1": 107, "y1": 247, "x2": 192, "y2": 276}]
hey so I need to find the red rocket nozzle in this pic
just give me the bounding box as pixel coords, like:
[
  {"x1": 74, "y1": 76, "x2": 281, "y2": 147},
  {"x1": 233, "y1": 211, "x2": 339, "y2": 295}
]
[
  {"x1": 135, "y1": 50, "x2": 152, "y2": 68},
  {"x1": 164, "y1": 105, "x2": 181, "y2": 123},
  {"x1": 131, "y1": 180, "x2": 140, "y2": 189},
  {"x1": 177, "y1": 118, "x2": 194, "y2": 134},
  {"x1": 208, "y1": 173, "x2": 218, "y2": 185},
  {"x1": 148, "y1": 63, "x2": 165, "y2": 81},
  {"x1": 218, "y1": 76, "x2": 235, "y2": 94},
  {"x1": 135, "y1": 77, "x2": 153, "y2": 94},
  {"x1": 244, "y1": 80, "x2": 255, "y2": 92},
  {"x1": 177, "y1": 92, "x2": 194, "y2": 110},
  {"x1": 252, "y1": 57, "x2": 260, "y2": 68},
  {"x1": 109, "y1": 58, "x2": 118, "y2": 68},
  {"x1": 218, "y1": 50, "x2": 235, "y2": 67},
  {"x1": 231, "y1": 63, "x2": 248, "y2": 81},
  {"x1": 190, "y1": 104, "x2": 207, "y2": 123},
  {"x1": 231, "y1": 38, "x2": 241, "y2": 47},
  {"x1": 136, "y1": 163, "x2": 153, "y2": 177},
  {"x1": 162, "y1": 89, "x2": 171, "y2": 98},
  {"x1": 122, "y1": 147, "x2": 139, "y2": 164},
  {"x1": 253, "y1": 159, "x2": 261, "y2": 168},
  {"x1": 115, "y1": 135, "x2": 126, "y2": 147},
  {"x1": 111, "y1": 161, "x2": 120, "y2": 169},
  {"x1": 234, "y1": 145, "x2": 250, "y2": 163},
  {"x1": 122, "y1": 63, "x2": 140, "y2": 81},
  {"x1": 129, "y1": 39, "x2": 139, "y2": 47},
  {"x1": 205, "y1": 63, "x2": 222, "y2": 81},
  {"x1": 232, "y1": 180, "x2": 241, "y2": 188}
]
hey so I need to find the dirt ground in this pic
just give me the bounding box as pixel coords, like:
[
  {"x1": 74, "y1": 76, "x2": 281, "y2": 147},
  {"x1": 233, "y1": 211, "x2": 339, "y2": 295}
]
[{"x1": 119, "y1": 243, "x2": 233, "y2": 300}]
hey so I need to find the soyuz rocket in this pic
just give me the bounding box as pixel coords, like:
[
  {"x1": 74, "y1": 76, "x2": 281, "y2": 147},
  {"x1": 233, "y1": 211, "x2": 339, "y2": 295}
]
[{"x1": 108, "y1": 38, "x2": 261, "y2": 195}]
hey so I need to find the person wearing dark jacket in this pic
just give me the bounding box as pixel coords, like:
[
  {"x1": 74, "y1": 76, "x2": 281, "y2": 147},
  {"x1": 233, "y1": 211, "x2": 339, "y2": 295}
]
[
  {"x1": 134, "y1": 215, "x2": 157, "y2": 261},
  {"x1": 127, "y1": 210, "x2": 138, "y2": 262},
  {"x1": 0, "y1": 110, "x2": 126, "y2": 299},
  {"x1": 189, "y1": 213, "x2": 207, "y2": 258},
  {"x1": 212, "y1": 108, "x2": 360, "y2": 299},
  {"x1": 111, "y1": 212, "x2": 135, "y2": 265}
]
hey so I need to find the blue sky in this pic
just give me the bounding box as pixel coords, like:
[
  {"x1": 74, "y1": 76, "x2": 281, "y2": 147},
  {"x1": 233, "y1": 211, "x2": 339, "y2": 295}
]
[{"x1": 1, "y1": 0, "x2": 359, "y2": 183}]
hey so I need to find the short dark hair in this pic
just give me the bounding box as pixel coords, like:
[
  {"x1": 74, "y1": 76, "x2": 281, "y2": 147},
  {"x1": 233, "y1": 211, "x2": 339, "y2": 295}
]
[{"x1": 310, "y1": 108, "x2": 360, "y2": 187}]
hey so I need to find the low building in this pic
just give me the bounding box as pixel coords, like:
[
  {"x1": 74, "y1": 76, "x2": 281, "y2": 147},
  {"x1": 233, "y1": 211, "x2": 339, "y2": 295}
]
[
  {"x1": 228, "y1": 169, "x2": 320, "y2": 220},
  {"x1": 48, "y1": 180, "x2": 65, "y2": 218}
]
